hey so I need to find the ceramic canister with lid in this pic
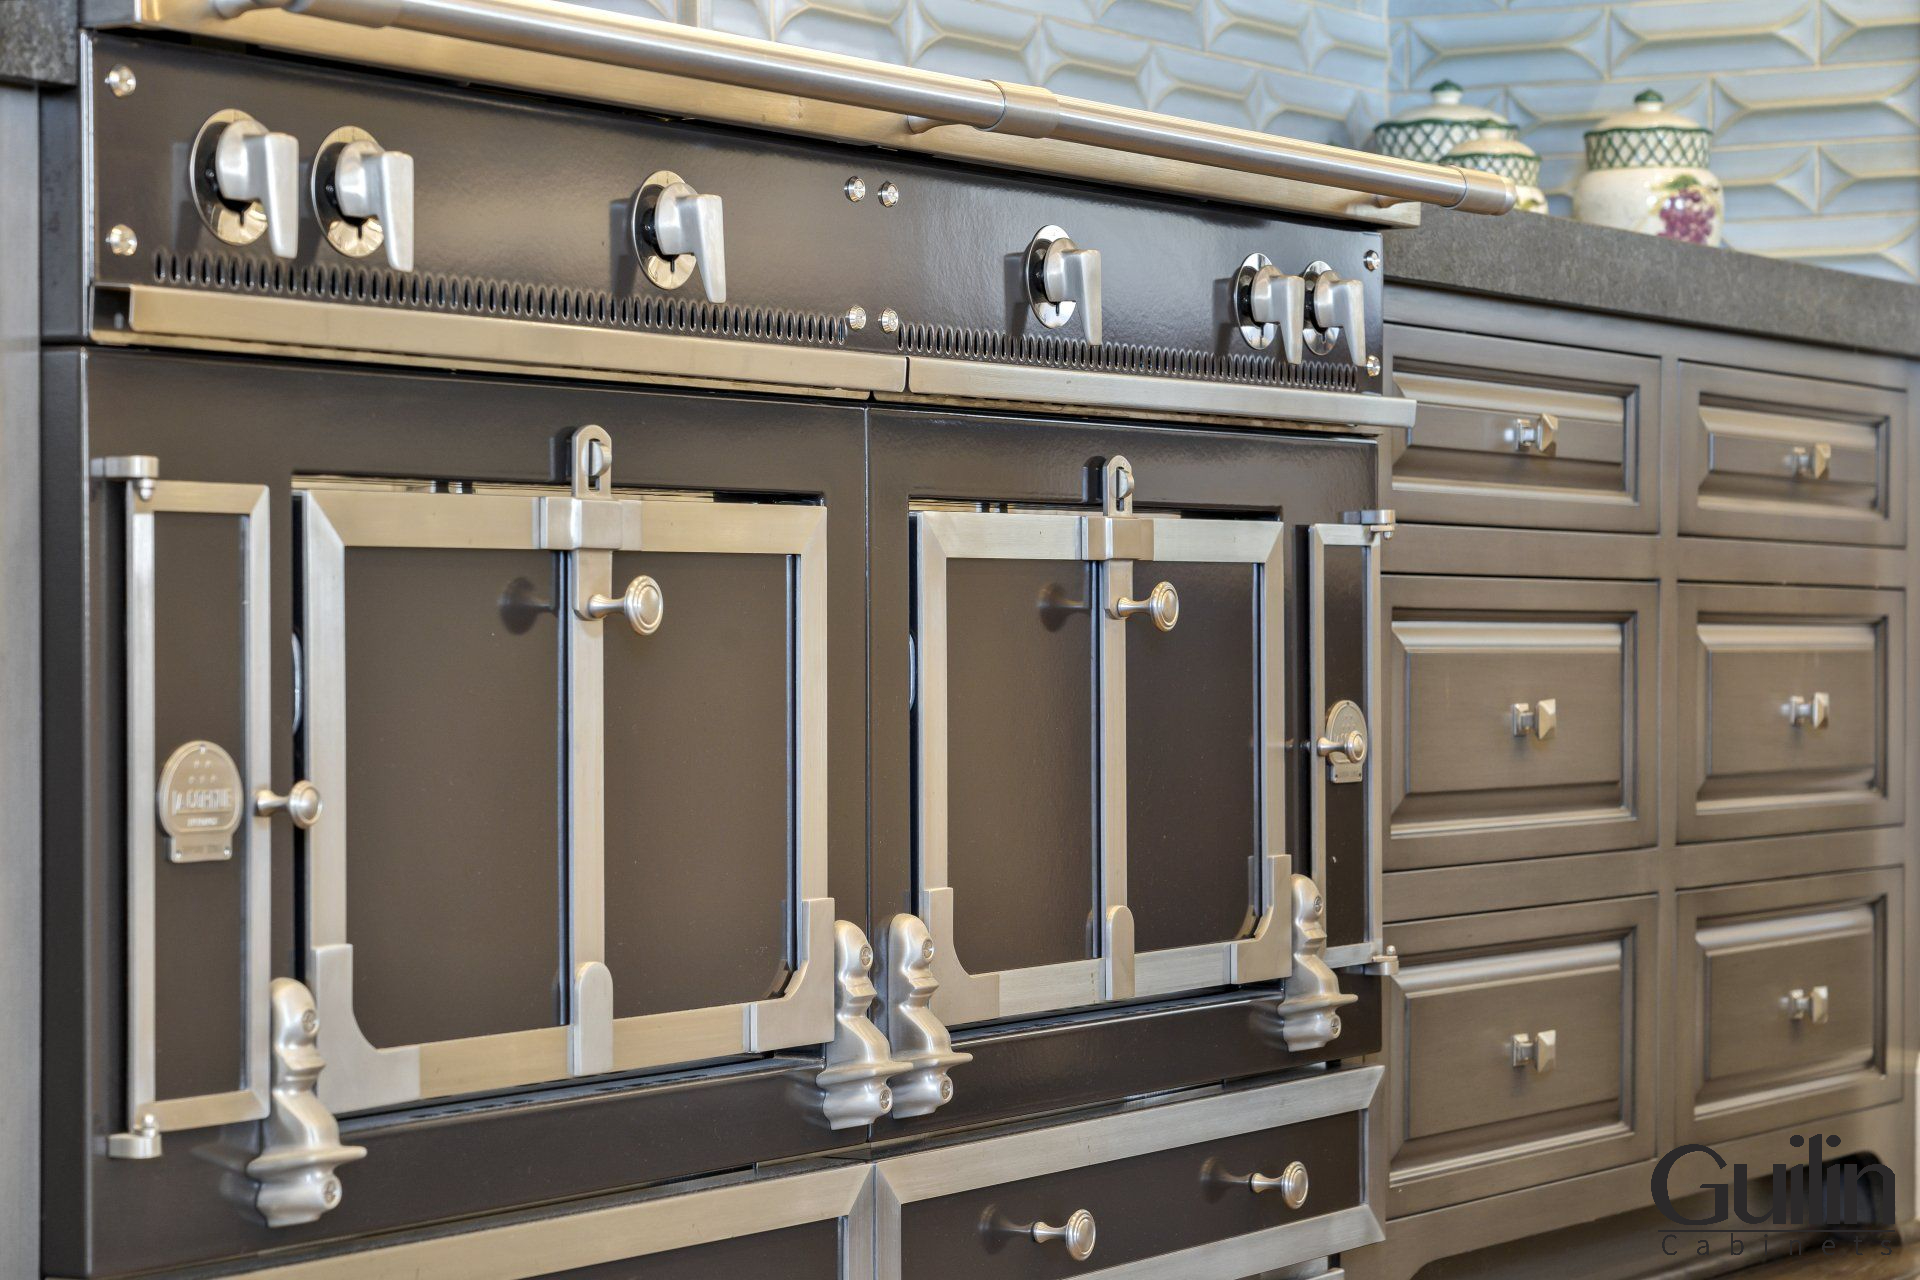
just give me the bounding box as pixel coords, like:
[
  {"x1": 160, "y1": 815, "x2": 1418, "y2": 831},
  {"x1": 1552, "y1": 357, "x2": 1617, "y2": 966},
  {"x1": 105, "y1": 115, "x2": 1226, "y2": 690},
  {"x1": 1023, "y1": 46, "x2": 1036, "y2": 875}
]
[
  {"x1": 1445, "y1": 126, "x2": 1547, "y2": 214},
  {"x1": 1571, "y1": 89, "x2": 1723, "y2": 245},
  {"x1": 1370, "y1": 80, "x2": 1518, "y2": 165}
]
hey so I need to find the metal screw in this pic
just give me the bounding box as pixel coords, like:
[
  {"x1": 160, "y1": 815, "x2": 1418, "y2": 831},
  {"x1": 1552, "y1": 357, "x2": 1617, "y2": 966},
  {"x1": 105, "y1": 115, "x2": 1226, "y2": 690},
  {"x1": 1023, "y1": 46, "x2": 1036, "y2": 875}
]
[
  {"x1": 1365, "y1": 354, "x2": 1382, "y2": 376},
  {"x1": 105, "y1": 65, "x2": 137, "y2": 97},
  {"x1": 301, "y1": 1009, "x2": 320, "y2": 1035},
  {"x1": 877, "y1": 1086, "x2": 893, "y2": 1111},
  {"x1": 1363, "y1": 249, "x2": 1381, "y2": 272},
  {"x1": 878, "y1": 182, "x2": 900, "y2": 207},
  {"x1": 879, "y1": 308, "x2": 900, "y2": 334},
  {"x1": 844, "y1": 176, "x2": 866, "y2": 202},
  {"x1": 845, "y1": 305, "x2": 867, "y2": 331},
  {"x1": 939, "y1": 1077, "x2": 953, "y2": 1099},
  {"x1": 106, "y1": 225, "x2": 138, "y2": 256},
  {"x1": 858, "y1": 944, "x2": 874, "y2": 969},
  {"x1": 1328, "y1": 1015, "x2": 1342, "y2": 1036},
  {"x1": 920, "y1": 939, "x2": 936, "y2": 963},
  {"x1": 322, "y1": 1177, "x2": 341, "y2": 1206}
]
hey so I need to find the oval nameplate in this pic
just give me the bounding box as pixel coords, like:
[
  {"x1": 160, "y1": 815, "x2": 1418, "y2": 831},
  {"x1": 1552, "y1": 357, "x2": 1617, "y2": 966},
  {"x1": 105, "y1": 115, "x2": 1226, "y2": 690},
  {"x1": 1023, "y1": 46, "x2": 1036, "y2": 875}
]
[{"x1": 156, "y1": 740, "x2": 243, "y2": 863}]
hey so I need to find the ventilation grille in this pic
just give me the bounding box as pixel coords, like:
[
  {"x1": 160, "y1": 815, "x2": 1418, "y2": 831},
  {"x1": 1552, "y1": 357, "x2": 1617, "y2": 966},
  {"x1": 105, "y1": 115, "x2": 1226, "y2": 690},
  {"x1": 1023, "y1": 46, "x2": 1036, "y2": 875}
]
[
  {"x1": 151, "y1": 250, "x2": 853, "y2": 347},
  {"x1": 900, "y1": 323, "x2": 1360, "y2": 392}
]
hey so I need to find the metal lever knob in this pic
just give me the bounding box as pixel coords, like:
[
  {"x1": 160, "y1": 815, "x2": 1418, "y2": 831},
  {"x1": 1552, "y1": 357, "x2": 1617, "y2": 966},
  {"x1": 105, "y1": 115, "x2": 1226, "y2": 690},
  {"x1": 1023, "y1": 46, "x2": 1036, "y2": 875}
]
[
  {"x1": 1030, "y1": 1209, "x2": 1097, "y2": 1261},
  {"x1": 1113, "y1": 581, "x2": 1178, "y2": 631},
  {"x1": 652, "y1": 182, "x2": 727, "y2": 303},
  {"x1": 215, "y1": 117, "x2": 300, "y2": 259},
  {"x1": 1512, "y1": 412, "x2": 1559, "y2": 455},
  {"x1": 1247, "y1": 1161, "x2": 1311, "y2": 1209},
  {"x1": 1511, "y1": 698, "x2": 1557, "y2": 740},
  {"x1": 255, "y1": 781, "x2": 323, "y2": 829},
  {"x1": 1243, "y1": 264, "x2": 1307, "y2": 364},
  {"x1": 1785, "y1": 985, "x2": 1831, "y2": 1024},
  {"x1": 1316, "y1": 729, "x2": 1367, "y2": 765},
  {"x1": 1786, "y1": 692, "x2": 1829, "y2": 729},
  {"x1": 1311, "y1": 273, "x2": 1366, "y2": 366},
  {"x1": 1510, "y1": 1028, "x2": 1556, "y2": 1073},
  {"x1": 334, "y1": 140, "x2": 416, "y2": 272},
  {"x1": 1028, "y1": 226, "x2": 1103, "y2": 344},
  {"x1": 585, "y1": 575, "x2": 664, "y2": 635},
  {"x1": 1789, "y1": 443, "x2": 1831, "y2": 480}
]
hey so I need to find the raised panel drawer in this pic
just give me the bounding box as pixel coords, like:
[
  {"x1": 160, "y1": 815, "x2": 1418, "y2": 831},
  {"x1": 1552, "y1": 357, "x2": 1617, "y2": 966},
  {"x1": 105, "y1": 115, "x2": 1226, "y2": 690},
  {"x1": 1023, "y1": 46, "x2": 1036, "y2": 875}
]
[
  {"x1": 1679, "y1": 584, "x2": 1904, "y2": 843},
  {"x1": 1679, "y1": 363, "x2": 1905, "y2": 546},
  {"x1": 1384, "y1": 898, "x2": 1656, "y2": 1217},
  {"x1": 1385, "y1": 325, "x2": 1656, "y2": 533},
  {"x1": 878, "y1": 1069, "x2": 1383, "y2": 1279},
  {"x1": 1678, "y1": 870, "x2": 1903, "y2": 1146},
  {"x1": 1385, "y1": 577, "x2": 1656, "y2": 868}
]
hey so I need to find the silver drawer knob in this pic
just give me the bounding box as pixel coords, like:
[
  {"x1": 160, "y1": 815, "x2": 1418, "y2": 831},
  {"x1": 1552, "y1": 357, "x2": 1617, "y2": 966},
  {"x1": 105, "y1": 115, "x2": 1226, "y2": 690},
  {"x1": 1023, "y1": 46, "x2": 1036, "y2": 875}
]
[
  {"x1": 255, "y1": 780, "x2": 323, "y2": 829},
  {"x1": 1113, "y1": 581, "x2": 1178, "y2": 631},
  {"x1": 1509, "y1": 1029, "x2": 1556, "y2": 1073},
  {"x1": 1510, "y1": 412, "x2": 1559, "y2": 455},
  {"x1": 1248, "y1": 1160, "x2": 1310, "y2": 1209},
  {"x1": 1788, "y1": 443, "x2": 1831, "y2": 480},
  {"x1": 1511, "y1": 698, "x2": 1557, "y2": 740},
  {"x1": 585, "y1": 575, "x2": 664, "y2": 635},
  {"x1": 1785, "y1": 692, "x2": 1829, "y2": 730},
  {"x1": 1031, "y1": 1208, "x2": 1096, "y2": 1261},
  {"x1": 1785, "y1": 985, "x2": 1830, "y2": 1024}
]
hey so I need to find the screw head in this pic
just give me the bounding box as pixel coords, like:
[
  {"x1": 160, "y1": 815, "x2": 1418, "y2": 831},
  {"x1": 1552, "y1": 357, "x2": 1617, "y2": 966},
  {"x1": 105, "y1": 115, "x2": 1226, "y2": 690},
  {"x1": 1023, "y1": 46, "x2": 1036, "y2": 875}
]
[
  {"x1": 845, "y1": 305, "x2": 868, "y2": 331},
  {"x1": 1328, "y1": 1015, "x2": 1342, "y2": 1036},
  {"x1": 844, "y1": 176, "x2": 866, "y2": 202},
  {"x1": 1363, "y1": 248, "x2": 1381, "y2": 272},
  {"x1": 858, "y1": 944, "x2": 874, "y2": 969},
  {"x1": 879, "y1": 308, "x2": 900, "y2": 334},
  {"x1": 877, "y1": 1086, "x2": 893, "y2": 1111},
  {"x1": 939, "y1": 1077, "x2": 953, "y2": 1099},
  {"x1": 301, "y1": 1008, "x2": 320, "y2": 1035},
  {"x1": 920, "y1": 939, "x2": 936, "y2": 962},
  {"x1": 878, "y1": 182, "x2": 900, "y2": 207},
  {"x1": 322, "y1": 1176, "x2": 341, "y2": 1206},
  {"x1": 1365, "y1": 354, "x2": 1382, "y2": 377},
  {"x1": 105, "y1": 65, "x2": 137, "y2": 97},
  {"x1": 106, "y1": 225, "x2": 138, "y2": 256}
]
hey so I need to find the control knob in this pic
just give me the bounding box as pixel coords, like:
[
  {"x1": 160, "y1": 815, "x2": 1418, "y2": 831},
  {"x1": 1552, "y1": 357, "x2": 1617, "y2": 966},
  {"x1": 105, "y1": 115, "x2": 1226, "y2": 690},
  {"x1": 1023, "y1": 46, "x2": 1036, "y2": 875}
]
[
  {"x1": 634, "y1": 169, "x2": 727, "y2": 303},
  {"x1": 314, "y1": 127, "x2": 416, "y2": 272},
  {"x1": 192, "y1": 110, "x2": 300, "y2": 259},
  {"x1": 1233, "y1": 253, "x2": 1306, "y2": 363},
  {"x1": 1306, "y1": 264, "x2": 1367, "y2": 366},
  {"x1": 1026, "y1": 225, "x2": 1103, "y2": 344}
]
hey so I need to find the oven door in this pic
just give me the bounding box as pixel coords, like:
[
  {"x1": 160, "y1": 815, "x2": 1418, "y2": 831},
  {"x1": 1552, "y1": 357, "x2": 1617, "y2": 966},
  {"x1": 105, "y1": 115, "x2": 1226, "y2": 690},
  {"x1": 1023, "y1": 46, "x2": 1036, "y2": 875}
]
[
  {"x1": 298, "y1": 471, "x2": 830, "y2": 1112},
  {"x1": 912, "y1": 469, "x2": 1288, "y2": 1028}
]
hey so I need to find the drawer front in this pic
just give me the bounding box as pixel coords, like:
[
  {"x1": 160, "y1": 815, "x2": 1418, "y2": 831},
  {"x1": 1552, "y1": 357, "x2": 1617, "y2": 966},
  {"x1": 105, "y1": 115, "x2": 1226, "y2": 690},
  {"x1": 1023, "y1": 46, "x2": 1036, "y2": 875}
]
[
  {"x1": 1385, "y1": 899, "x2": 1656, "y2": 1217},
  {"x1": 1385, "y1": 326, "x2": 1657, "y2": 533},
  {"x1": 1385, "y1": 577, "x2": 1656, "y2": 868},
  {"x1": 1678, "y1": 870, "x2": 1903, "y2": 1146},
  {"x1": 1680, "y1": 585, "x2": 1905, "y2": 842},
  {"x1": 879, "y1": 1070, "x2": 1383, "y2": 1280},
  {"x1": 1679, "y1": 363, "x2": 1905, "y2": 546}
]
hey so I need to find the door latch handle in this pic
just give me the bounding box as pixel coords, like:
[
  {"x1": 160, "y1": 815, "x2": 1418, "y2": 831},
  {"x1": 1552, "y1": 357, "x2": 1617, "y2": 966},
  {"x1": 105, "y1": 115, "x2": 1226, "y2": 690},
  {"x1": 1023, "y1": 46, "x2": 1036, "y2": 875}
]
[
  {"x1": 1511, "y1": 698, "x2": 1557, "y2": 740},
  {"x1": 256, "y1": 780, "x2": 323, "y2": 829},
  {"x1": 1786, "y1": 692, "x2": 1829, "y2": 729},
  {"x1": 1510, "y1": 1029, "x2": 1556, "y2": 1073},
  {"x1": 1785, "y1": 986, "x2": 1831, "y2": 1024},
  {"x1": 584, "y1": 574, "x2": 664, "y2": 635}
]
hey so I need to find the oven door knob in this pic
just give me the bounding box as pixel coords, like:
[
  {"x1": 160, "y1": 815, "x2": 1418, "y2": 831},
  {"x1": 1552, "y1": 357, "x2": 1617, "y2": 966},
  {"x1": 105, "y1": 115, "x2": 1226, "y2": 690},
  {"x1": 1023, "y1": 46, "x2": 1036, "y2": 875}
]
[
  {"x1": 214, "y1": 117, "x2": 300, "y2": 259},
  {"x1": 1027, "y1": 225, "x2": 1103, "y2": 344},
  {"x1": 333, "y1": 139, "x2": 416, "y2": 272},
  {"x1": 646, "y1": 180, "x2": 727, "y2": 304},
  {"x1": 1310, "y1": 272, "x2": 1367, "y2": 366}
]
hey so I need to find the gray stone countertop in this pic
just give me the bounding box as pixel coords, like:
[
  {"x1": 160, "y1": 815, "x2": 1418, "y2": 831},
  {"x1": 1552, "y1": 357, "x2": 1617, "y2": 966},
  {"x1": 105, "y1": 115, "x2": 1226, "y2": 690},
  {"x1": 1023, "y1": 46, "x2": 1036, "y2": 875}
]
[{"x1": 1382, "y1": 206, "x2": 1920, "y2": 361}]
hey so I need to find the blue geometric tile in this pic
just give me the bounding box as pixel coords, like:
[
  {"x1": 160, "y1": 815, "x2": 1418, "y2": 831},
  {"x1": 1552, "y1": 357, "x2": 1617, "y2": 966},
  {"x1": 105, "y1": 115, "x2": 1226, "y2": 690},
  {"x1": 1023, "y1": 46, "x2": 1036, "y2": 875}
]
[
  {"x1": 1255, "y1": 69, "x2": 1375, "y2": 145},
  {"x1": 1721, "y1": 213, "x2": 1920, "y2": 279},
  {"x1": 1090, "y1": 0, "x2": 1206, "y2": 50},
  {"x1": 1034, "y1": 18, "x2": 1154, "y2": 109},
  {"x1": 1205, "y1": 0, "x2": 1311, "y2": 75},
  {"x1": 1611, "y1": 0, "x2": 1817, "y2": 78},
  {"x1": 1405, "y1": 9, "x2": 1609, "y2": 87},
  {"x1": 1392, "y1": 0, "x2": 1498, "y2": 15},
  {"x1": 1820, "y1": 139, "x2": 1920, "y2": 215},
  {"x1": 765, "y1": 0, "x2": 909, "y2": 62},
  {"x1": 1712, "y1": 65, "x2": 1920, "y2": 145},
  {"x1": 1506, "y1": 78, "x2": 1711, "y2": 156},
  {"x1": 903, "y1": 0, "x2": 1039, "y2": 82},
  {"x1": 1306, "y1": 6, "x2": 1390, "y2": 87},
  {"x1": 1712, "y1": 144, "x2": 1820, "y2": 219},
  {"x1": 1823, "y1": 0, "x2": 1920, "y2": 64},
  {"x1": 1143, "y1": 46, "x2": 1262, "y2": 128}
]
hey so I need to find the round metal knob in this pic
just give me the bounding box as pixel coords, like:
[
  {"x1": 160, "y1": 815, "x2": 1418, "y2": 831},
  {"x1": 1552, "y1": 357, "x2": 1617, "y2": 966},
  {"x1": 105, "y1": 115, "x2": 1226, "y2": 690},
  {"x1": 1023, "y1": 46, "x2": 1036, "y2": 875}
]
[
  {"x1": 1031, "y1": 1208, "x2": 1096, "y2": 1261},
  {"x1": 1115, "y1": 581, "x2": 1179, "y2": 632},
  {"x1": 255, "y1": 780, "x2": 323, "y2": 829},
  {"x1": 1249, "y1": 1161, "x2": 1310, "y2": 1209},
  {"x1": 1316, "y1": 728, "x2": 1367, "y2": 765},
  {"x1": 586, "y1": 574, "x2": 664, "y2": 635}
]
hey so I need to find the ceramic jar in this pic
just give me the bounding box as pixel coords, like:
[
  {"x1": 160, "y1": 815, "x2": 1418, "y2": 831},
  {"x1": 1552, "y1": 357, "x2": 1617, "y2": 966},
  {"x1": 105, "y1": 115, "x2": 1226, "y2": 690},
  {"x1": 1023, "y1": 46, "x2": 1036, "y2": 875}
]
[
  {"x1": 1370, "y1": 80, "x2": 1518, "y2": 165},
  {"x1": 1445, "y1": 127, "x2": 1547, "y2": 214},
  {"x1": 1571, "y1": 90, "x2": 1723, "y2": 245}
]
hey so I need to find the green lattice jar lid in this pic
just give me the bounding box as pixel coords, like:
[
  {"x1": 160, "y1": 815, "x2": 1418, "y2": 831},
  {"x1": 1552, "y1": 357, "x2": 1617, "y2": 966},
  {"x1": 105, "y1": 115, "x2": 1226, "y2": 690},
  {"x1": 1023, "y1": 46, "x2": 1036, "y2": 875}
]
[
  {"x1": 1446, "y1": 125, "x2": 1541, "y2": 189},
  {"x1": 1371, "y1": 81, "x2": 1519, "y2": 165},
  {"x1": 1583, "y1": 90, "x2": 1712, "y2": 171}
]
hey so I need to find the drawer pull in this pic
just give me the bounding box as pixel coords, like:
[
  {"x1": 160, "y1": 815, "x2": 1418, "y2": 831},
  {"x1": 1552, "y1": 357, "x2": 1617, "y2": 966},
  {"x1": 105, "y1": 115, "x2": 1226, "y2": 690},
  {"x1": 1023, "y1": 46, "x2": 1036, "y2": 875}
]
[
  {"x1": 1112, "y1": 580, "x2": 1179, "y2": 632},
  {"x1": 255, "y1": 780, "x2": 323, "y2": 829},
  {"x1": 585, "y1": 574, "x2": 665, "y2": 635},
  {"x1": 1510, "y1": 412, "x2": 1559, "y2": 456},
  {"x1": 1247, "y1": 1160, "x2": 1311, "y2": 1209},
  {"x1": 1030, "y1": 1209, "x2": 1097, "y2": 1261},
  {"x1": 1788, "y1": 443, "x2": 1832, "y2": 481},
  {"x1": 1509, "y1": 1029, "x2": 1556, "y2": 1073},
  {"x1": 1785, "y1": 692, "x2": 1830, "y2": 730},
  {"x1": 1785, "y1": 985, "x2": 1831, "y2": 1025},
  {"x1": 1510, "y1": 698, "x2": 1557, "y2": 740}
]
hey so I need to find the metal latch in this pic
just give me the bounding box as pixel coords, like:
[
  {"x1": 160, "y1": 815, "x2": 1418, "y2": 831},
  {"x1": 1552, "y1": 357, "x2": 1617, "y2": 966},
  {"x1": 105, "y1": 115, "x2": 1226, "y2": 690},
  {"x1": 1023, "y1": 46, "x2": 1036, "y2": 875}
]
[{"x1": 1315, "y1": 699, "x2": 1368, "y2": 784}]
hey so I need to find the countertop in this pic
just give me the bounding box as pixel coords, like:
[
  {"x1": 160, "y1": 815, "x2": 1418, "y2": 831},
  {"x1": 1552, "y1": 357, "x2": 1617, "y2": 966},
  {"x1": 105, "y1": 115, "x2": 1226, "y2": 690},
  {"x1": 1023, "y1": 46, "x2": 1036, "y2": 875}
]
[{"x1": 1382, "y1": 206, "x2": 1920, "y2": 362}]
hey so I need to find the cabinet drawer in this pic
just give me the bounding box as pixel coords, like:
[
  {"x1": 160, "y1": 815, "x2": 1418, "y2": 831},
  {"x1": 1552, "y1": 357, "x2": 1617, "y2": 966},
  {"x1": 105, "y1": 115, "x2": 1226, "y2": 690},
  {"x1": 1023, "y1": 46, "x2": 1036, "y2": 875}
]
[
  {"x1": 1385, "y1": 577, "x2": 1656, "y2": 868},
  {"x1": 879, "y1": 1069, "x2": 1383, "y2": 1279},
  {"x1": 1384, "y1": 899, "x2": 1656, "y2": 1217},
  {"x1": 1678, "y1": 871, "x2": 1903, "y2": 1146},
  {"x1": 1679, "y1": 584, "x2": 1904, "y2": 843},
  {"x1": 1385, "y1": 326, "x2": 1657, "y2": 533},
  {"x1": 222, "y1": 1164, "x2": 870, "y2": 1279},
  {"x1": 1679, "y1": 363, "x2": 1905, "y2": 546}
]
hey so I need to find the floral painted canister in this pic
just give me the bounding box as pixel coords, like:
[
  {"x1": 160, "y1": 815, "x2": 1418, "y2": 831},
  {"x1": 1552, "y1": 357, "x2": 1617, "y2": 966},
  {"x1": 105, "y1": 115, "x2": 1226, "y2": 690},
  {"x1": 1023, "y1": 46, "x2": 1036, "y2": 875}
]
[
  {"x1": 1572, "y1": 90, "x2": 1723, "y2": 246},
  {"x1": 1370, "y1": 80, "x2": 1518, "y2": 165},
  {"x1": 1445, "y1": 127, "x2": 1547, "y2": 214}
]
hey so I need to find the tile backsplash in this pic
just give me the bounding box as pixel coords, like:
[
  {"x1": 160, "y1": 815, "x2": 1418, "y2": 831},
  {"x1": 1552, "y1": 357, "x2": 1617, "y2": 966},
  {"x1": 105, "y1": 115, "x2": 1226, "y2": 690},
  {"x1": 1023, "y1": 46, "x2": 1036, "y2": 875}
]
[{"x1": 649, "y1": 0, "x2": 1918, "y2": 280}]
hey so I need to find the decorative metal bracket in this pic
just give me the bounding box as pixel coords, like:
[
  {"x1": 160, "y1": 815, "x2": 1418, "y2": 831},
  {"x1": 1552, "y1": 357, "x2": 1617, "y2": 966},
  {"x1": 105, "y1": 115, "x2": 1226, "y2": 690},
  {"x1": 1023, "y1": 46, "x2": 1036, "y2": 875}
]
[
  {"x1": 1261, "y1": 875, "x2": 1359, "y2": 1053},
  {"x1": 246, "y1": 978, "x2": 366, "y2": 1227},
  {"x1": 885, "y1": 914, "x2": 972, "y2": 1117},
  {"x1": 813, "y1": 921, "x2": 910, "y2": 1129}
]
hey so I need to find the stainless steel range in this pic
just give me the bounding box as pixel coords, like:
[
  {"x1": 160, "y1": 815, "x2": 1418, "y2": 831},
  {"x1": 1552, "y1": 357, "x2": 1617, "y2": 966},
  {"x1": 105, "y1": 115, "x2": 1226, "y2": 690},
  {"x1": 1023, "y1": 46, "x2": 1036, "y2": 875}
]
[{"x1": 18, "y1": 4, "x2": 1512, "y2": 1275}]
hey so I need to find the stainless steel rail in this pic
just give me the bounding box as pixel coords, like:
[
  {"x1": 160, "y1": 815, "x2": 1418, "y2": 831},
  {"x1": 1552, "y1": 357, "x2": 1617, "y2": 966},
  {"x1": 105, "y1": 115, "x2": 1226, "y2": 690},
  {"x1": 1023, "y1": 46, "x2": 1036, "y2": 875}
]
[{"x1": 208, "y1": 0, "x2": 1515, "y2": 216}]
